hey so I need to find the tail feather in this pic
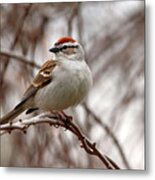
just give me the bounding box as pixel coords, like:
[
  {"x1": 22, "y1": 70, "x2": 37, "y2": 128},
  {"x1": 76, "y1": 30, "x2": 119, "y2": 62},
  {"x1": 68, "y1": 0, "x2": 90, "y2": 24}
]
[{"x1": 0, "y1": 105, "x2": 25, "y2": 125}]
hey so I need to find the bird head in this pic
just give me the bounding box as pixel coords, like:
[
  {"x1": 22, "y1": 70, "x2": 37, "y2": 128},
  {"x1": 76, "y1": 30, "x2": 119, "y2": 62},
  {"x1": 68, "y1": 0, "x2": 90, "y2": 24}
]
[{"x1": 49, "y1": 37, "x2": 85, "y2": 61}]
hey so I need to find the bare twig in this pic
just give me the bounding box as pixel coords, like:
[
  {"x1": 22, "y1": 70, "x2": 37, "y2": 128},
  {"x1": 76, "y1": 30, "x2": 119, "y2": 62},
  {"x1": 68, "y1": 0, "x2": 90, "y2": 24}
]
[
  {"x1": 0, "y1": 51, "x2": 40, "y2": 69},
  {"x1": 0, "y1": 113, "x2": 120, "y2": 169},
  {"x1": 1, "y1": 4, "x2": 33, "y2": 85},
  {"x1": 67, "y1": 3, "x2": 79, "y2": 36},
  {"x1": 83, "y1": 103, "x2": 131, "y2": 169}
]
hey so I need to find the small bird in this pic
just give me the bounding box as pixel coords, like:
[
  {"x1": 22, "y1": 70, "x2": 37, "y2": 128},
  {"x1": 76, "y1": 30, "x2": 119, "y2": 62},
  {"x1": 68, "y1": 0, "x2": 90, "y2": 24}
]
[{"x1": 0, "y1": 37, "x2": 93, "y2": 125}]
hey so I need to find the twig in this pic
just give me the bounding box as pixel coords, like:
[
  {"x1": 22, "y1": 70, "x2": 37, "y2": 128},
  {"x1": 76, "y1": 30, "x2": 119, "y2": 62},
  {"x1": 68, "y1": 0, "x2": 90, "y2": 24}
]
[
  {"x1": 0, "y1": 51, "x2": 40, "y2": 69},
  {"x1": 0, "y1": 113, "x2": 120, "y2": 169},
  {"x1": 1, "y1": 4, "x2": 33, "y2": 85},
  {"x1": 83, "y1": 103, "x2": 131, "y2": 169},
  {"x1": 67, "y1": 3, "x2": 79, "y2": 36}
]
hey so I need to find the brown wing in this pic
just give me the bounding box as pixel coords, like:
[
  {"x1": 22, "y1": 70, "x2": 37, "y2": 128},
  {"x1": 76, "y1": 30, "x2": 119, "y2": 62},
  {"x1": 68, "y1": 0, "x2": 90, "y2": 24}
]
[
  {"x1": 32, "y1": 60, "x2": 58, "y2": 88},
  {"x1": 16, "y1": 60, "x2": 58, "y2": 108}
]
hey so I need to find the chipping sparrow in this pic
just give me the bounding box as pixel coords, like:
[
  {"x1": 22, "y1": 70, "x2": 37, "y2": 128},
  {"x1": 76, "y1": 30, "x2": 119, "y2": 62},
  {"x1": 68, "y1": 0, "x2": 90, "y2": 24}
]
[{"x1": 0, "y1": 37, "x2": 93, "y2": 124}]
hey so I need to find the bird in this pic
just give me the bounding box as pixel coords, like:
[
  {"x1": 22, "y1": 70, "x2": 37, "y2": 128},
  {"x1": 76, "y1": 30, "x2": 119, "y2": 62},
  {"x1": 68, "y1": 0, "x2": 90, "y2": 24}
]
[{"x1": 0, "y1": 37, "x2": 93, "y2": 125}]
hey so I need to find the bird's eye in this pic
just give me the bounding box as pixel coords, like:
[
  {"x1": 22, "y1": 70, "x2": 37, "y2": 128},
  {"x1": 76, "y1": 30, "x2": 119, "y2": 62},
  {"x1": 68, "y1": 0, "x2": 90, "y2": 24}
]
[
  {"x1": 61, "y1": 45, "x2": 78, "y2": 50},
  {"x1": 63, "y1": 45, "x2": 68, "y2": 50}
]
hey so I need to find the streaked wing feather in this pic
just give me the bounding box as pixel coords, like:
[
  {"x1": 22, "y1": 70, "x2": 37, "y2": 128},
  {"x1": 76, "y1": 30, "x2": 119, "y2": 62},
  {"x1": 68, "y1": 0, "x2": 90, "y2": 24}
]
[
  {"x1": 20, "y1": 60, "x2": 58, "y2": 105},
  {"x1": 32, "y1": 60, "x2": 58, "y2": 88}
]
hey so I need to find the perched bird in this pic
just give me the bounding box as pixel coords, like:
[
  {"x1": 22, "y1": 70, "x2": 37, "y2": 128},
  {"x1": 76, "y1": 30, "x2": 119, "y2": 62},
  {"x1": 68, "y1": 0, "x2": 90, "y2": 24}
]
[{"x1": 0, "y1": 37, "x2": 92, "y2": 125}]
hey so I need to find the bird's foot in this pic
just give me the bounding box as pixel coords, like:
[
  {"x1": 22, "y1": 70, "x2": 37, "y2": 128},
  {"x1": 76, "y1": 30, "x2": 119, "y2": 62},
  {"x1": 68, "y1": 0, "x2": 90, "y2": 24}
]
[{"x1": 58, "y1": 111, "x2": 72, "y2": 130}]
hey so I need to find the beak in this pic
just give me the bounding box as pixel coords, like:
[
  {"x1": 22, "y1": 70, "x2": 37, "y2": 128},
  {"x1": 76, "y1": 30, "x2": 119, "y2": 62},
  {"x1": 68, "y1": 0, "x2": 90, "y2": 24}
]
[{"x1": 49, "y1": 47, "x2": 60, "y2": 53}]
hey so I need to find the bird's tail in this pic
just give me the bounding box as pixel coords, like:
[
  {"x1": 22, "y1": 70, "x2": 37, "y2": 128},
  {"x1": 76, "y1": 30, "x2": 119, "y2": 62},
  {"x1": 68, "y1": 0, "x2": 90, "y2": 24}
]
[{"x1": 0, "y1": 105, "x2": 25, "y2": 125}]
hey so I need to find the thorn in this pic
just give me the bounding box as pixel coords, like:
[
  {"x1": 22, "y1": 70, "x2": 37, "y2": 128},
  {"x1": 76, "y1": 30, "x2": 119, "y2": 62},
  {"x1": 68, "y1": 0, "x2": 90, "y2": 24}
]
[
  {"x1": 54, "y1": 124, "x2": 59, "y2": 128},
  {"x1": 80, "y1": 144, "x2": 84, "y2": 148},
  {"x1": 63, "y1": 127, "x2": 68, "y2": 131},
  {"x1": 23, "y1": 130, "x2": 27, "y2": 134},
  {"x1": 9, "y1": 122, "x2": 13, "y2": 126},
  {"x1": 93, "y1": 142, "x2": 96, "y2": 147},
  {"x1": 79, "y1": 136, "x2": 85, "y2": 141},
  {"x1": 19, "y1": 119, "x2": 22, "y2": 122},
  {"x1": 49, "y1": 123, "x2": 53, "y2": 126}
]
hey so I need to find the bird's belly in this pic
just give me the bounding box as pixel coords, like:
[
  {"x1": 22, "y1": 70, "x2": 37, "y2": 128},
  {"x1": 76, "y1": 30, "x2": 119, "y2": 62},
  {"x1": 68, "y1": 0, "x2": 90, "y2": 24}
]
[{"x1": 34, "y1": 73, "x2": 90, "y2": 111}]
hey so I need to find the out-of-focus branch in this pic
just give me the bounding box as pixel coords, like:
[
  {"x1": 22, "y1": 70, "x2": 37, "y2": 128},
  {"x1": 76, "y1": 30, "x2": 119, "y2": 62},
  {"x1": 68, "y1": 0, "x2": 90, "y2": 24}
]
[
  {"x1": 0, "y1": 51, "x2": 40, "y2": 69},
  {"x1": 87, "y1": 8, "x2": 144, "y2": 64},
  {"x1": 0, "y1": 113, "x2": 120, "y2": 170},
  {"x1": 67, "y1": 3, "x2": 79, "y2": 36},
  {"x1": 83, "y1": 103, "x2": 131, "y2": 169},
  {"x1": 1, "y1": 4, "x2": 33, "y2": 85}
]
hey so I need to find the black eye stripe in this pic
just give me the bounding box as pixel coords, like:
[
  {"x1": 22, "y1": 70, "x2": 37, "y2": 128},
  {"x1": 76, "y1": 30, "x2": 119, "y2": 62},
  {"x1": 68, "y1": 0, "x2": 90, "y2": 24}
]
[
  {"x1": 58, "y1": 45, "x2": 78, "y2": 51},
  {"x1": 62, "y1": 45, "x2": 78, "y2": 50}
]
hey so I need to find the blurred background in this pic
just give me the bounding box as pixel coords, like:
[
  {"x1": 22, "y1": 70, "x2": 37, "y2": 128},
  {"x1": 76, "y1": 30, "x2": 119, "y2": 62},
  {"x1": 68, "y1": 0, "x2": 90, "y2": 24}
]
[{"x1": 0, "y1": 1, "x2": 144, "y2": 169}]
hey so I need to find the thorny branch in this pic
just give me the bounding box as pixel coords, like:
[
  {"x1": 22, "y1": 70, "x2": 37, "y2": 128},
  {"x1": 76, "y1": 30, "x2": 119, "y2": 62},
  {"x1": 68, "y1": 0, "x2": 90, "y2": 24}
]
[
  {"x1": 0, "y1": 113, "x2": 120, "y2": 169},
  {"x1": 84, "y1": 103, "x2": 131, "y2": 169}
]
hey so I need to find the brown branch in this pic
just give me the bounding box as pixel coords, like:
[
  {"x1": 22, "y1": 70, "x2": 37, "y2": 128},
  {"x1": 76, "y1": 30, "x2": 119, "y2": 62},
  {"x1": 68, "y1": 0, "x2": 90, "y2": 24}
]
[
  {"x1": 67, "y1": 3, "x2": 79, "y2": 36},
  {"x1": 1, "y1": 4, "x2": 33, "y2": 85},
  {"x1": 0, "y1": 113, "x2": 120, "y2": 169},
  {"x1": 0, "y1": 51, "x2": 40, "y2": 69},
  {"x1": 83, "y1": 103, "x2": 131, "y2": 169}
]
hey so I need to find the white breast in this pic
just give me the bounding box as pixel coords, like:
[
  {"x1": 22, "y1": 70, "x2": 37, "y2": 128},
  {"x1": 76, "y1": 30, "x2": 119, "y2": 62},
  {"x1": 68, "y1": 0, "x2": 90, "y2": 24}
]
[{"x1": 34, "y1": 60, "x2": 92, "y2": 111}]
